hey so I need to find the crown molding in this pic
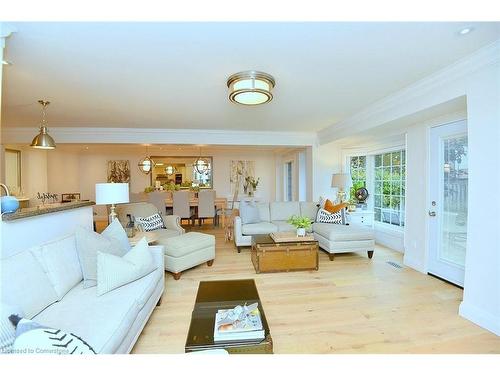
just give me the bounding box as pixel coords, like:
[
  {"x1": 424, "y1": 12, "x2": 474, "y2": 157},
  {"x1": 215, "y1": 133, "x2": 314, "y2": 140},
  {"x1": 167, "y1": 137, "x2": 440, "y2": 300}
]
[
  {"x1": 318, "y1": 39, "x2": 500, "y2": 144},
  {"x1": 1, "y1": 126, "x2": 318, "y2": 147}
]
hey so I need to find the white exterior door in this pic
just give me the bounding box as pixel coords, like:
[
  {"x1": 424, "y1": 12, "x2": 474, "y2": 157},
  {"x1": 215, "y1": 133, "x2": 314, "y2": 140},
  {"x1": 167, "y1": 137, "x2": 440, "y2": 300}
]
[{"x1": 428, "y1": 120, "x2": 468, "y2": 286}]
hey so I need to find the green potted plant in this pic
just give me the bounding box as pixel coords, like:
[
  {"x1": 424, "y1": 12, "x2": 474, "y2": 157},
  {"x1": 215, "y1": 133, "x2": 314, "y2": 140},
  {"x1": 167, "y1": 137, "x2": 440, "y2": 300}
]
[{"x1": 287, "y1": 215, "x2": 312, "y2": 237}]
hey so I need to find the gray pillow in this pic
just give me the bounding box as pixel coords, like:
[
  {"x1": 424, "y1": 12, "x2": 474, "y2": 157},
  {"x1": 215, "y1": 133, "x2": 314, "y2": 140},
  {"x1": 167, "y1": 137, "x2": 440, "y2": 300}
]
[{"x1": 239, "y1": 201, "x2": 261, "y2": 224}]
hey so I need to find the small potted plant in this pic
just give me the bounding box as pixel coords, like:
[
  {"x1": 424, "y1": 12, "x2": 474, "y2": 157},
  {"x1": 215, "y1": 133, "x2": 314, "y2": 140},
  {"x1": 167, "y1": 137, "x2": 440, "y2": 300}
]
[{"x1": 287, "y1": 215, "x2": 312, "y2": 237}]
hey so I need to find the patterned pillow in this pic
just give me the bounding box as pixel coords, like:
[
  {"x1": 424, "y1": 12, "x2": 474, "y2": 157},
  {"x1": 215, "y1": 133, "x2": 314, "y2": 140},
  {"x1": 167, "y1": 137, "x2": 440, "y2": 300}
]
[
  {"x1": 135, "y1": 213, "x2": 165, "y2": 232},
  {"x1": 316, "y1": 208, "x2": 345, "y2": 224},
  {"x1": 9, "y1": 315, "x2": 96, "y2": 355}
]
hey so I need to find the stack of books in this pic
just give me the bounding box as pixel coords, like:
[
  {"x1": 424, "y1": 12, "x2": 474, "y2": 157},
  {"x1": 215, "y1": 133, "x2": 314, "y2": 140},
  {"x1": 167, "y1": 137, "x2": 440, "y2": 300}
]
[{"x1": 213, "y1": 303, "x2": 264, "y2": 342}]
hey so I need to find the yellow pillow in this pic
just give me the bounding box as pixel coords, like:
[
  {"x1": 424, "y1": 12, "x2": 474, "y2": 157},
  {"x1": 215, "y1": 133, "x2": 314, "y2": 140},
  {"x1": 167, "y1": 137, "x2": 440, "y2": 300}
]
[{"x1": 324, "y1": 199, "x2": 347, "y2": 214}]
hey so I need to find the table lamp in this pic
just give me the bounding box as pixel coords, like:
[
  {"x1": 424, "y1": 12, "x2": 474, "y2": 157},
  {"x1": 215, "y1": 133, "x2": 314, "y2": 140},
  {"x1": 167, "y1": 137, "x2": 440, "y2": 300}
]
[
  {"x1": 331, "y1": 173, "x2": 352, "y2": 203},
  {"x1": 95, "y1": 183, "x2": 129, "y2": 223}
]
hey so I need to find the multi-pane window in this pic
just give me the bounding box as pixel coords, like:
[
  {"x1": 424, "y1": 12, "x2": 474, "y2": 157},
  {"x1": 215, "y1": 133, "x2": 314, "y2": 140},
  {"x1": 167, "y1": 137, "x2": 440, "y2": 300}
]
[
  {"x1": 284, "y1": 161, "x2": 293, "y2": 201},
  {"x1": 349, "y1": 156, "x2": 366, "y2": 199},
  {"x1": 374, "y1": 150, "x2": 406, "y2": 227}
]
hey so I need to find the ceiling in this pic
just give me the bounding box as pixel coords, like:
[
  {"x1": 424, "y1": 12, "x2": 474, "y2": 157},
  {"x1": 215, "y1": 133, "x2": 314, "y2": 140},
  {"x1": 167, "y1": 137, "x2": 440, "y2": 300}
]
[{"x1": 2, "y1": 22, "x2": 499, "y2": 132}]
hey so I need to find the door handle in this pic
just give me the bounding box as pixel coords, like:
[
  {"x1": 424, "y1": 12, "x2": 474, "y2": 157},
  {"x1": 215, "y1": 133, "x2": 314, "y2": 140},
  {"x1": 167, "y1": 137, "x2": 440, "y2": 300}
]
[{"x1": 428, "y1": 211, "x2": 436, "y2": 217}]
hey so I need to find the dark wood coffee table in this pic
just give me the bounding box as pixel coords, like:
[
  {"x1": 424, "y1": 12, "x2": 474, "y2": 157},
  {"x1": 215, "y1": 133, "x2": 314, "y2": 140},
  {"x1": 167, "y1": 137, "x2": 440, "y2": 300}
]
[{"x1": 185, "y1": 279, "x2": 273, "y2": 354}]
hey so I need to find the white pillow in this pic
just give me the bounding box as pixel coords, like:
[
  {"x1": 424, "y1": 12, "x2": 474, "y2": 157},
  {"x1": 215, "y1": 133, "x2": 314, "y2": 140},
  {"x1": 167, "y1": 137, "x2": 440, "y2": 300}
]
[
  {"x1": 0, "y1": 303, "x2": 24, "y2": 354},
  {"x1": 1, "y1": 250, "x2": 59, "y2": 319},
  {"x1": 102, "y1": 219, "x2": 131, "y2": 252},
  {"x1": 96, "y1": 237, "x2": 157, "y2": 296},
  {"x1": 75, "y1": 227, "x2": 128, "y2": 288},
  {"x1": 31, "y1": 235, "x2": 83, "y2": 300}
]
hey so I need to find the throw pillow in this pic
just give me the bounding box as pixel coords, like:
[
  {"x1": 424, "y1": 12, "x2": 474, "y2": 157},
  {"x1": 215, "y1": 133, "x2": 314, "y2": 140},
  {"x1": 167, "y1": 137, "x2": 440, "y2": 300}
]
[
  {"x1": 239, "y1": 201, "x2": 261, "y2": 224},
  {"x1": 135, "y1": 213, "x2": 165, "y2": 232},
  {"x1": 0, "y1": 304, "x2": 24, "y2": 354},
  {"x1": 316, "y1": 208, "x2": 344, "y2": 224},
  {"x1": 102, "y1": 219, "x2": 131, "y2": 253},
  {"x1": 75, "y1": 226, "x2": 128, "y2": 288},
  {"x1": 96, "y1": 237, "x2": 157, "y2": 296},
  {"x1": 9, "y1": 315, "x2": 95, "y2": 355},
  {"x1": 324, "y1": 200, "x2": 348, "y2": 214},
  {"x1": 30, "y1": 235, "x2": 83, "y2": 300},
  {"x1": 318, "y1": 196, "x2": 327, "y2": 208}
]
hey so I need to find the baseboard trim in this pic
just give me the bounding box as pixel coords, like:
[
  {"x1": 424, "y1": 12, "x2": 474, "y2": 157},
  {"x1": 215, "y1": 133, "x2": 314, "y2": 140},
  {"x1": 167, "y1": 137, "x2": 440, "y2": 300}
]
[
  {"x1": 459, "y1": 301, "x2": 500, "y2": 336},
  {"x1": 403, "y1": 256, "x2": 426, "y2": 274}
]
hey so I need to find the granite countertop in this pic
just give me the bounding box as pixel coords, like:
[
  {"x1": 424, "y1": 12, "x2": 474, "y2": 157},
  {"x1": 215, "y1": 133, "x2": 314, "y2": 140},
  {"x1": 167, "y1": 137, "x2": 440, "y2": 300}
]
[{"x1": 1, "y1": 201, "x2": 95, "y2": 221}]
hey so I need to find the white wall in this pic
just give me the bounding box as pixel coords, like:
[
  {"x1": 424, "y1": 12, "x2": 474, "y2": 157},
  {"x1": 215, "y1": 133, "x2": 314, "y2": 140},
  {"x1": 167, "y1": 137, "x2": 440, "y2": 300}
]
[
  {"x1": 312, "y1": 141, "x2": 342, "y2": 201},
  {"x1": 459, "y1": 62, "x2": 500, "y2": 335},
  {"x1": 34, "y1": 147, "x2": 278, "y2": 216}
]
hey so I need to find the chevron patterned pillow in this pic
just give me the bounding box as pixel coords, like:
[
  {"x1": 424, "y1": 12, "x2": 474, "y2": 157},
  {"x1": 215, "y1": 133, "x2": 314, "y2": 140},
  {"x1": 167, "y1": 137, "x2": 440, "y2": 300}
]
[
  {"x1": 9, "y1": 315, "x2": 95, "y2": 355},
  {"x1": 316, "y1": 208, "x2": 344, "y2": 224},
  {"x1": 135, "y1": 213, "x2": 165, "y2": 232}
]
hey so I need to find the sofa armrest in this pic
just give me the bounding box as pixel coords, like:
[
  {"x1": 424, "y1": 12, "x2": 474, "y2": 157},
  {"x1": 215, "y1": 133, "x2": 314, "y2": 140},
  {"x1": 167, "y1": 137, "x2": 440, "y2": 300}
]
[
  {"x1": 148, "y1": 245, "x2": 165, "y2": 270},
  {"x1": 161, "y1": 214, "x2": 185, "y2": 235},
  {"x1": 233, "y1": 215, "x2": 243, "y2": 243}
]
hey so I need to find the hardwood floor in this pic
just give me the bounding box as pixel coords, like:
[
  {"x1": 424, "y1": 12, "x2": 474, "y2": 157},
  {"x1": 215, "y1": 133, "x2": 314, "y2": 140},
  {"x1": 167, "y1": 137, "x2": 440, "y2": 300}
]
[{"x1": 132, "y1": 225, "x2": 500, "y2": 354}]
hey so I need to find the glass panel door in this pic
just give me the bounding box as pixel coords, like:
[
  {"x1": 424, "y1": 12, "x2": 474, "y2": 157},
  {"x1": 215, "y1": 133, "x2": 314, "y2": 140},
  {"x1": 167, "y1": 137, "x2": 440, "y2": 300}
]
[{"x1": 428, "y1": 120, "x2": 468, "y2": 286}]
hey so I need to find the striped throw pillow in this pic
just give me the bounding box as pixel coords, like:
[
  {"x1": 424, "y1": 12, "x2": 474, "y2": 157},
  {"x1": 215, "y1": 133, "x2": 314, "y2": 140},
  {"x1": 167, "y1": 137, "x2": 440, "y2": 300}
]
[
  {"x1": 135, "y1": 213, "x2": 165, "y2": 232},
  {"x1": 316, "y1": 208, "x2": 344, "y2": 224}
]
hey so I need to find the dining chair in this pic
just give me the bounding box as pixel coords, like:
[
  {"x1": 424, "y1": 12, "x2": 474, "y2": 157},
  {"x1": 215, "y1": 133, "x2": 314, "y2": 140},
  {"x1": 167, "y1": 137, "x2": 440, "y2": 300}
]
[
  {"x1": 173, "y1": 190, "x2": 194, "y2": 226},
  {"x1": 197, "y1": 189, "x2": 217, "y2": 227},
  {"x1": 147, "y1": 190, "x2": 168, "y2": 216}
]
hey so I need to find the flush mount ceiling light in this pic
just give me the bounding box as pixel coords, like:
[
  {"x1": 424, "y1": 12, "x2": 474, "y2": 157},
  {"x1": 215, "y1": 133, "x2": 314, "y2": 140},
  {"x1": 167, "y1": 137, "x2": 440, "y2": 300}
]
[
  {"x1": 30, "y1": 100, "x2": 56, "y2": 150},
  {"x1": 138, "y1": 146, "x2": 155, "y2": 174},
  {"x1": 227, "y1": 70, "x2": 275, "y2": 105}
]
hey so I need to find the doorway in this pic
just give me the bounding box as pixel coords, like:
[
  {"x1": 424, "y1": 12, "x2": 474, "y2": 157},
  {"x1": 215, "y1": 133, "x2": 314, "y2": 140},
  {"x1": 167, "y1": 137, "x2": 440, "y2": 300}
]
[{"x1": 428, "y1": 120, "x2": 468, "y2": 286}]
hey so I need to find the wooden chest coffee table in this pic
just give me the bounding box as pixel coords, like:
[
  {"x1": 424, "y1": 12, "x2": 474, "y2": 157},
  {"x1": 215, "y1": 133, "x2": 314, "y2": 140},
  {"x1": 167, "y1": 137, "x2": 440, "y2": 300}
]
[
  {"x1": 185, "y1": 279, "x2": 273, "y2": 354},
  {"x1": 251, "y1": 234, "x2": 319, "y2": 273}
]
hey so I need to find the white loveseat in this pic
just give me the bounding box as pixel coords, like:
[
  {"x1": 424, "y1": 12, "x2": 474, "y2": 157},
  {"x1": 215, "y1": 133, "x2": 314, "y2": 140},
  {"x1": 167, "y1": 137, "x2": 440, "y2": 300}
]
[
  {"x1": 234, "y1": 201, "x2": 375, "y2": 260},
  {"x1": 1, "y1": 233, "x2": 164, "y2": 354}
]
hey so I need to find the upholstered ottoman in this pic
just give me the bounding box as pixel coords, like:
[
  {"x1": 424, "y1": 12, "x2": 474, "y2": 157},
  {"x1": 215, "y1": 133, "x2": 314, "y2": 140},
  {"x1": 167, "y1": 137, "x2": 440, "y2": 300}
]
[{"x1": 164, "y1": 232, "x2": 215, "y2": 280}]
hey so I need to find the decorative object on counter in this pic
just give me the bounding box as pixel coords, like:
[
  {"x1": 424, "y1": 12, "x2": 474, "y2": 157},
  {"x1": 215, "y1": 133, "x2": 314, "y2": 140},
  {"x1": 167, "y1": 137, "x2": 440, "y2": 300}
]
[
  {"x1": 95, "y1": 183, "x2": 130, "y2": 223},
  {"x1": 107, "y1": 160, "x2": 130, "y2": 183},
  {"x1": 214, "y1": 303, "x2": 264, "y2": 342},
  {"x1": 354, "y1": 187, "x2": 369, "y2": 203},
  {"x1": 230, "y1": 160, "x2": 254, "y2": 196},
  {"x1": 137, "y1": 145, "x2": 156, "y2": 175},
  {"x1": 61, "y1": 193, "x2": 81, "y2": 203},
  {"x1": 0, "y1": 183, "x2": 19, "y2": 214},
  {"x1": 348, "y1": 198, "x2": 357, "y2": 212},
  {"x1": 227, "y1": 70, "x2": 276, "y2": 106},
  {"x1": 194, "y1": 148, "x2": 210, "y2": 175},
  {"x1": 287, "y1": 215, "x2": 312, "y2": 237},
  {"x1": 331, "y1": 173, "x2": 352, "y2": 203},
  {"x1": 37, "y1": 192, "x2": 59, "y2": 205},
  {"x1": 30, "y1": 100, "x2": 56, "y2": 150}
]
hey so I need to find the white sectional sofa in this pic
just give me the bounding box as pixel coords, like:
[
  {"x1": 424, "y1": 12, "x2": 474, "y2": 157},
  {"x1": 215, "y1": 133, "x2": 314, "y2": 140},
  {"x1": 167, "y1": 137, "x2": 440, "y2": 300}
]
[
  {"x1": 1, "y1": 233, "x2": 164, "y2": 354},
  {"x1": 234, "y1": 201, "x2": 375, "y2": 260}
]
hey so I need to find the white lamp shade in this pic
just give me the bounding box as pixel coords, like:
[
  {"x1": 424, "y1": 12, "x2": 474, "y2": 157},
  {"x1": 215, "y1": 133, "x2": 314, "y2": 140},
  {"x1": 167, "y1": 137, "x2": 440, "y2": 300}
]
[
  {"x1": 95, "y1": 183, "x2": 129, "y2": 205},
  {"x1": 331, "y1": 173, "x2": 352, "y2": 189}
]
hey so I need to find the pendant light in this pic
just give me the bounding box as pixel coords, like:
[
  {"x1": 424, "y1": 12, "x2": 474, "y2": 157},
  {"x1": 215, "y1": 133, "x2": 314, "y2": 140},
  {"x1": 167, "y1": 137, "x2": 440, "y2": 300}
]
[
  {"x1": 138, "y1": 146, "x2": 155, "y2": 174},
  {"x1": 194, "y1": 148, "x2": 209, "y2": 175},
  {"x1": 30, "y1": 100, "x2": 56, "y2": 149}
]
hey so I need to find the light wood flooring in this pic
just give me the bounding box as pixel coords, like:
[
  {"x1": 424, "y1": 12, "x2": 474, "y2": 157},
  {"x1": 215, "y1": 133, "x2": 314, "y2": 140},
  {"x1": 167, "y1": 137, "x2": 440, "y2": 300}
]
[{"x1": 131, "y1": 225, "x2": 500, "y2": 354}]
